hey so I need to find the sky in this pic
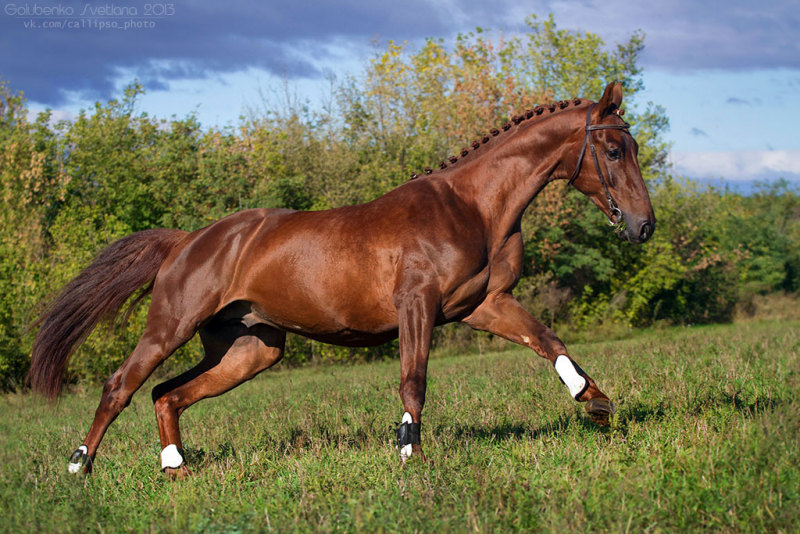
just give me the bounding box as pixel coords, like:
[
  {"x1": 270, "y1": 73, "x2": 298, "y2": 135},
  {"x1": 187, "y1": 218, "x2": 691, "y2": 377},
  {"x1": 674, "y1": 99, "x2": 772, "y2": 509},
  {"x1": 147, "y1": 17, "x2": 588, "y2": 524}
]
[{"x1": 1, "y1": 0, "x2": 798, "y2": 187}]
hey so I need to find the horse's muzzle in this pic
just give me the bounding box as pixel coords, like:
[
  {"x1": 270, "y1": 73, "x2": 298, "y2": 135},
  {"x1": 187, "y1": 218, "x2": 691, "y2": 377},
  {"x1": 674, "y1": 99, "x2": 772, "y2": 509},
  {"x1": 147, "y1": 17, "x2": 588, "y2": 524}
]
[{"x1": 621, "y1": 214, "x2": 655, "y2": 244}]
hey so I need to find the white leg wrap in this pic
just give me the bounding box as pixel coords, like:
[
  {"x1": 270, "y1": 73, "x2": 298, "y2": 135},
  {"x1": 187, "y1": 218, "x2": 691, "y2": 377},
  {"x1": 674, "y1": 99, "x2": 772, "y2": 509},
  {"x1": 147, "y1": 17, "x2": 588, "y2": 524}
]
[
  {"x1": 68, "y1": 445, "x2": 88, "y2": 474},
  {"x1": 554, "y1": 355, "x2": 588, "y2": 399},
  {"x1": 399, "y1": 412, "x2": 413, "y2": 462},
  {"x1": 161, "y1": 444, "x2": 184, "y2": 470}
]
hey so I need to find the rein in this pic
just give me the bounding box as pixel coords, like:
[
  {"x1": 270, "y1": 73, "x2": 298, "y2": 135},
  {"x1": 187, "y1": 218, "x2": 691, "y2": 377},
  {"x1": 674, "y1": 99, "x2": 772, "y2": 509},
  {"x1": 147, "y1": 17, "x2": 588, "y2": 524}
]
[{"x1": 568, "y1": 103, "x2": 631, "y2": 224}]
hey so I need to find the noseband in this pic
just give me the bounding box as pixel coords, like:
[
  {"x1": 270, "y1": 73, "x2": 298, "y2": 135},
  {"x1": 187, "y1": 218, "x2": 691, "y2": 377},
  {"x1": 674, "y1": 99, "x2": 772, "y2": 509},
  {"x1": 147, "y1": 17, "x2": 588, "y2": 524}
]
[{"x1": 568, "y1": 103, "x2": 631, "y2": 225}]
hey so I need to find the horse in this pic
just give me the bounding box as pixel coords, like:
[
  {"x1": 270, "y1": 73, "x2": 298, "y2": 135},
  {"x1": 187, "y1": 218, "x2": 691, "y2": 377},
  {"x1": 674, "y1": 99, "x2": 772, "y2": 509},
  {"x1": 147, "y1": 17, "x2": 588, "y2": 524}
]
[{"x1": 29, "y1": 82, "x2": 655, "y2": 477}]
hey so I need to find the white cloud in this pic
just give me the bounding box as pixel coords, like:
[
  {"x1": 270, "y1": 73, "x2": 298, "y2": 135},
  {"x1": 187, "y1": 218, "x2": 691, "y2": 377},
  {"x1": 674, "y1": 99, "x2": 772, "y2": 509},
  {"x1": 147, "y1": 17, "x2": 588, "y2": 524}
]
[
  {"x1": 669, "y1": 150, "x2": 800, "y2": 181},
  {"x1": 26, "y1": 106, "x2": 78, "y2": 125}
]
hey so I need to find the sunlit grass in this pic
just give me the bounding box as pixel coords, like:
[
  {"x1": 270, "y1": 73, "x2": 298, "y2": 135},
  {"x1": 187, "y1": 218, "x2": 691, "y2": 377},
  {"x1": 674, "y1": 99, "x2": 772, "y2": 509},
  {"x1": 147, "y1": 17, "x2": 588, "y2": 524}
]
[{"x1": 1, "y1": 319, "x2": 798, "y2": 532}]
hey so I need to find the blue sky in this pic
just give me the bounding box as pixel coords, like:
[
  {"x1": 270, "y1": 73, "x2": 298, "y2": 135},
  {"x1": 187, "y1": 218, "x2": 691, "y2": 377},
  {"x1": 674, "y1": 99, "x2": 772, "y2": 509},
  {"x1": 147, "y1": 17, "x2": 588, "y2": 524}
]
[{"x1": 1, "y1": 0, "x2": 798, "y2": 185}]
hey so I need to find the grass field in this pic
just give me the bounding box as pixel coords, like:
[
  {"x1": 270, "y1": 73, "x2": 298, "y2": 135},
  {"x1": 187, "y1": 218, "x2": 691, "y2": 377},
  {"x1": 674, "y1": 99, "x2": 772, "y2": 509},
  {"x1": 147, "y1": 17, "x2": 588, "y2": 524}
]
[{"x1": 1, "y1": 319, "x2": 799, "y2": 532}]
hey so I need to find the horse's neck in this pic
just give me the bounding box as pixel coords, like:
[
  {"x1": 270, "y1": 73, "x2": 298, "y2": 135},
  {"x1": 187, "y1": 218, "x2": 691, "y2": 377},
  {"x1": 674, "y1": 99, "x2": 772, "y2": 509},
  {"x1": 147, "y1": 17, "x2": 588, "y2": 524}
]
[{"x1": 449, "y1": 113, "x2": 580, "y2": 240}]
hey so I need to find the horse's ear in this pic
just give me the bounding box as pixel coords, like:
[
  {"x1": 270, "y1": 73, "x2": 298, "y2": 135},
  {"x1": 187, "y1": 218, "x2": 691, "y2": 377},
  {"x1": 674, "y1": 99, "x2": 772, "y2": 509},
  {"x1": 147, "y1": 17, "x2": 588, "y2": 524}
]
[{"x1": 597, "y1": 82, "x2": 623, "y2": 117}]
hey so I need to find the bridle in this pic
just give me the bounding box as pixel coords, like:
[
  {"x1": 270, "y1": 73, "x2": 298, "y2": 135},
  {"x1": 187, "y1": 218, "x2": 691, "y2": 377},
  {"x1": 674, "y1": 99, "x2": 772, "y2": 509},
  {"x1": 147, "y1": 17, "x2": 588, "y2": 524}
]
[{"x1": 568, "y1": 103, "x2": 631, "y2": 225}]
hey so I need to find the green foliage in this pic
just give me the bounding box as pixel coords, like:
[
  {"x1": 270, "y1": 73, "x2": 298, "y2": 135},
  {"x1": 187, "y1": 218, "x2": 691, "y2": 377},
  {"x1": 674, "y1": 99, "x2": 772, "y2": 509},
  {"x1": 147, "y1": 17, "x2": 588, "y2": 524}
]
[
  {"x1": 522, "y1": 14, "x2": 645, "y2": 99},
  {"x1": 0, "y1": 82, "x2": 67, "y2": 389},
  {"x1": 0, "y1": 16, "x2": 799, "y2": 390}
]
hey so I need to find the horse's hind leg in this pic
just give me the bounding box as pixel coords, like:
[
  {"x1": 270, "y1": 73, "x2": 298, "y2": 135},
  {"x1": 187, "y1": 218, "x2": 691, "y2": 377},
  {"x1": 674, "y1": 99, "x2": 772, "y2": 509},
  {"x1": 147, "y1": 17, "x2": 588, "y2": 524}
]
[
  {"x1": 151, "y1": 317, "x2": 285, "y2": 477},
  {"x1": 68, "y1": 319, "x2": 200, "y2": 474}
]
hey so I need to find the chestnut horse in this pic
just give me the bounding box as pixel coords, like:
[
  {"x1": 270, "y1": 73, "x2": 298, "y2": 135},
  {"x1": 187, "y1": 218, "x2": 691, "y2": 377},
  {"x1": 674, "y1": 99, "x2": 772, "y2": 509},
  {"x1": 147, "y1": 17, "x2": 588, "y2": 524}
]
[{"x1": 29, "y1": 82, "x2": 654, "y2": 476}]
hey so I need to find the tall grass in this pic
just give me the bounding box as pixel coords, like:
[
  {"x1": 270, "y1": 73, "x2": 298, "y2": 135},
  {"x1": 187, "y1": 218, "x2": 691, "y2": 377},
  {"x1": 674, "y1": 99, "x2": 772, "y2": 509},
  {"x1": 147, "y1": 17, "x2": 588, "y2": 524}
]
[{"x1": 1, "y1": 319, "x2": 798, "y2": 532}]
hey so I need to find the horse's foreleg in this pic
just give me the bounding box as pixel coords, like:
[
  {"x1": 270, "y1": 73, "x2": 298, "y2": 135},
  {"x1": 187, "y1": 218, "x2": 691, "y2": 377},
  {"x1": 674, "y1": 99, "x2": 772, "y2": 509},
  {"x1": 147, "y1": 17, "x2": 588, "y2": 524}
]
[
  {"x1": 151, "y1": 323, "x2": 285, "y2": 477},
  {"x1": 463, "y1": 292, "x2": 615, "y2": 425},
  {"x1": 394, "y1": 284, "x2": 438, "y2": 463}
]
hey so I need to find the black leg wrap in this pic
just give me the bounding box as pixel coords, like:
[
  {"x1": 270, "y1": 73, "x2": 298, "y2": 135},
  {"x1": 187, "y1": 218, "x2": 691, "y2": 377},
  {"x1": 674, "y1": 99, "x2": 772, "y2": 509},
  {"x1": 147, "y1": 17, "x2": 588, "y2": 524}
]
[
  {"x1": 574, "y1": 379, "x2": 590, "y2": 401},
  {"x1": 571, "y1": 360, "x2": 590, "y2": 400},
  {"x1": 68, "y1": 448, "x2": 92, "y2": 473},
  {"x1": 396, "y1": 421, "x2": 421, "y2": 448}
]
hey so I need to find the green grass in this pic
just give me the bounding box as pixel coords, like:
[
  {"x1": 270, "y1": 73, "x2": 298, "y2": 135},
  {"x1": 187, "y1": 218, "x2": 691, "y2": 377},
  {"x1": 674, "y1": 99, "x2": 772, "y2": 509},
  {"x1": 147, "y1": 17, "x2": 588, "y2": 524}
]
[{"x1": 2, "y1": 320, "x2": 799, "y2": 532}]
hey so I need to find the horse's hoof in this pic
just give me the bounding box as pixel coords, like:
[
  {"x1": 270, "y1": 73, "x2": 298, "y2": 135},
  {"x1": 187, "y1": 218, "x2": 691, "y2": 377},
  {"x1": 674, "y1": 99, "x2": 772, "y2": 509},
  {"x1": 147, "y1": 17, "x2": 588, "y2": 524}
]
[
  {"x1": 163, "y1": 465, "x2": 192, "y2": 479},
  {"x1": 398, "y1": 444, "x2": 428, "y2": 465},
  {"x1": 585, "y1": 398, "x2": 616, "y2": 426},
  {"x1": 68, "y1": 446, "x2": 92, "y2": 475}
]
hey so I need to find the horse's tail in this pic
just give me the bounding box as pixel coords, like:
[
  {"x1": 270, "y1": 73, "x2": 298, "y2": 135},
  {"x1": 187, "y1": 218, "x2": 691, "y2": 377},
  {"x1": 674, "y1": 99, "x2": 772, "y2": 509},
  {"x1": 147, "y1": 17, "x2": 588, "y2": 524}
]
[{"x1": 28, "y1": 228, "x2": 188, "y2": 398}]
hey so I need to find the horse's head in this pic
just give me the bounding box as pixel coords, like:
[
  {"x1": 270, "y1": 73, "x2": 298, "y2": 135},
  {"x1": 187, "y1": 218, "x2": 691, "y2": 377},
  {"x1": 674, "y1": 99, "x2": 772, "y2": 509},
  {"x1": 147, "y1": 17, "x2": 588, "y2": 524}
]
[{"x1": 568, "y1": 82, "x2": 655, "y2": 244}]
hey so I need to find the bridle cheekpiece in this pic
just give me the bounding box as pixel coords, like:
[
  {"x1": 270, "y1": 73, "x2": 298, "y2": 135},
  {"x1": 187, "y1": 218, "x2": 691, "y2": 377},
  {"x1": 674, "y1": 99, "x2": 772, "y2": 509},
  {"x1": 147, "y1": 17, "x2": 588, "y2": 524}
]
[{"x1": 568, "y1": 103, "x2": 631, "y2": 225}]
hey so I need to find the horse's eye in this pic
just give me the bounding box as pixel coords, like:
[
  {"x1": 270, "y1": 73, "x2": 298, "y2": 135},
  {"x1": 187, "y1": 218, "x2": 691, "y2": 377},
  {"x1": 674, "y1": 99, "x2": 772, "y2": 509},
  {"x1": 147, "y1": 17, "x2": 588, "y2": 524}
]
[{"x1": 607, "y1": 148, "x2": 621, "y2": 160}]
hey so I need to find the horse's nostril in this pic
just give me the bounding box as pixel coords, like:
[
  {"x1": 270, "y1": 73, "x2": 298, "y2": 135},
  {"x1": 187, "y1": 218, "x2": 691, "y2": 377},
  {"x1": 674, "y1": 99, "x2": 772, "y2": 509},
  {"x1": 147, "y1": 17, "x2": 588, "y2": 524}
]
[{"x1": 640, "y1": 221, "x2": 653, "y2": 241}]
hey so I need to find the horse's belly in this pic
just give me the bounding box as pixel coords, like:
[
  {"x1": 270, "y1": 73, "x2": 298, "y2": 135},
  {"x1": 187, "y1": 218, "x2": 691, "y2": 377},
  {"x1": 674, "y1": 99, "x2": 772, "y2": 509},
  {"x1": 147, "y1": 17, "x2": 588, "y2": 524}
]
[
  {"x1": 248, "y1": 295, "x2": 399, "y2": 346},
  {"x1": 286, "y1": 325, "x2": 399, "y2": 347},
  {"x1": 240, "y1": 259, "x2": 399, "y2": 341}
]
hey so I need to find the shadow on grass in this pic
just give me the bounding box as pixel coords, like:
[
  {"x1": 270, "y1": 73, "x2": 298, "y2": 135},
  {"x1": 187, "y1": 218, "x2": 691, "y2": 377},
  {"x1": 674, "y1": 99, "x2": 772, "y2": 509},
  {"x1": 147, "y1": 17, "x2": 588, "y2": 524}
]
[
  {"x1": 610, "y1": 391, "x2": 783, "y2": 435},
  {"x1": 448, "y1": 394, "x2": 762, "y2": 443},
  {"x1": 450, "y1": 412, "x2": 606, "y2": 443},
  {"x1": 184, "y1": 392, "x2": 788, "y2": 473},
  {"x1": 708, "y1": 391, "x2": 778, "y2": 415},
  {"x1": 182, "y1": 440, "x2": 239, "y2": 466},
  {"x1": 618, "y1": 400, "x2": 668, "y2": 423},
  {"x1": 184, "y1": 426, "x2": 377, "y2": 468}
]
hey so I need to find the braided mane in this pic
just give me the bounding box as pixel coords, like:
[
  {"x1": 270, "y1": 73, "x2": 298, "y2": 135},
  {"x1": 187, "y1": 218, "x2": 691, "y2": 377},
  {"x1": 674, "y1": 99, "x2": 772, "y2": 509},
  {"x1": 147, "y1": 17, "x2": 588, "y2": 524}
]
[{"x1": 410, "y1": 98, "x2": 588, "y2": 179}]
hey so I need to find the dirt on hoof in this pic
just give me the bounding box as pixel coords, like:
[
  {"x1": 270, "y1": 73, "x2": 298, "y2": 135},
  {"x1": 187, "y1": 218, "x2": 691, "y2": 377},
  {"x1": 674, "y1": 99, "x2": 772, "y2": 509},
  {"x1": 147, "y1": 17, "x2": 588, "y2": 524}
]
[
  {"x1": 585, "y1": 398, "x2": 616, "y2": 427},
  {"x1": 164, "y1": 465, "x2": 193, "y2": 480}
]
